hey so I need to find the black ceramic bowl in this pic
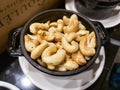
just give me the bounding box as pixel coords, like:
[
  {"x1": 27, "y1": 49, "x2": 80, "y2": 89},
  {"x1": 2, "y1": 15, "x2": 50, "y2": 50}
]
[
  {"x1": 77, "y1": 0, "x2": 120, "y2": 9},
  {"x1": 21, "y1": 9, "x2": 102, "y2": 76},
  {"x1": 8, "y1": 9, "x2": 104, "y2": 76},
  {"x1": 75, "y1": 0, "x2": 120, "y2": 20}
]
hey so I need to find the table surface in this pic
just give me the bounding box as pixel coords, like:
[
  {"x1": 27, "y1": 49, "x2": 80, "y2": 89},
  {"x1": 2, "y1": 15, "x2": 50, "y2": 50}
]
[{"x1": 0, "y1": 3, "x2": 120, "y2": 90}]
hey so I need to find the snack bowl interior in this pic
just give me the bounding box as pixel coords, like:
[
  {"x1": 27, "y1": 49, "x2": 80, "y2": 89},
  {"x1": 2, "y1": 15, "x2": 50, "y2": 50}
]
[{"x1": 20, "y1": 9, "x2": 101, "y2": 76}]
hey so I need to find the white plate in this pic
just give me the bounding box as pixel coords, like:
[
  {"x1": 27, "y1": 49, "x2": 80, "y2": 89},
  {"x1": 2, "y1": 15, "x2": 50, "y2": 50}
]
[
  {"x1": 65, "y1": 0, "x2": 120, "y2": 28},
  {"x1": 18, "y1": 47, "x2": 105, "y2": 90},
  {"x1": 0, "y1": 81, "x2": 20, "y2": 90}
]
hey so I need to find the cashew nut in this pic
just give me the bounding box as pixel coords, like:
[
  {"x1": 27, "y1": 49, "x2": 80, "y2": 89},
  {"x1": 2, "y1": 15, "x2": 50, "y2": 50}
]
[
  {"x1": 72, "y1": 51, "x2": 86, "y2": 65},
  {"x1": 63, "y1": 14, "x2": 78, "y2": 26},
  {"x1": 63, "y1": 16, "x2": 69, "y2": 25},
  {"x1": 55, "y1": 19, "x2": 64, "y2": 32},
  {"x1": 70, "y1": 14, "x2": 78, "y2": 21},
  {"x1": 37, "y1": 30, "x2": 54, "y2": 41},
  {"x1": 55, "y1": 42, "x2": 63, "y2": 49},
  {"x1": 87, "y1": 31, "x2": 96, "y2": 48},
  {"x1": 42, "y1": 44, "x2": 66, "y2": 65},
  {"x1": 49, "y1": 19, "x2": 64, "y2": 32},
  {"x1": 31, "y1": 41, "x2": 48, "y2": 59},
  {"x1": 63, "y1": 20, "x2": 79, "y2": 33},
  {"x1": 56, "y1": 64, "x2": 67, "y2": 71},
  {"x1": 54, "y1": 32, "x2": 64, "y2": 42},
  {"x1": 62, "y1": 37, "x2": 78, "y2": 53},
  {"x1": 47, "y1": 64, "x2": 56, "y2": 70},
  {"x1": 77, "y1": 30, "x2": 89, "y2": 36},
  {"x1": 75, "y1": 30, "x2": 90, "y2": 42},
  {"x1": 79, "y1": 35, "x2": 96, "y2": 57},
  {"x1": 64, "y1": 32, "x2": 77, "y2": 42},
  {"x1": 64, "y1": 60, "x2": 79, "y2": 70},
  {"x1": 79, "y1": 21, "x2": 86, "y2": 30},
  {"x1": 29, "y1": 21, "x2": 50, "y2": 34},
  {"x1": 24, "y1": 35, "x2": 39, "y2": 52}
]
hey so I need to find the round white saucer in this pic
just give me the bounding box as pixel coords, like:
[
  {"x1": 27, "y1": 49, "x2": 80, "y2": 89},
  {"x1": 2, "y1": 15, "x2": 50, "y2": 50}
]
[
  {"x1": 65, "y1": 0, "x2": 120, "y2": 28},
  {"x1": 18, "y1": 47, "x2": 105, "y2": 90},
  {"x1": 0, "y1": 81, "x2": 20, "y2": 90}
]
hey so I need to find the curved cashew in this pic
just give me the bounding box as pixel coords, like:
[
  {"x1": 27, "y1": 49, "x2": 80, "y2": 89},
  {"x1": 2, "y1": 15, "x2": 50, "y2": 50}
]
[
  {"x1": 55, "y1": 19, "x2": 64, "y2": 32},
  {"x1": 37, "y1": 30, "x2": 54, "y2": 41},
  {"x1": 77, "y1": 30, "x2": 89, "y2": 36},
  {"x1": 42, "y1": 44, "x2": 66, "y2": 65},
  {"x1": 72, "y1": 51, "x2": 86, "y2": 66},
  {"x1": 87, "y1": 31, "x2": 96, "y2": 48},
  {"x1": 55, "y1": 42, "x2": 63, "y2": 49},
  {"x1": 64, "y1": 32, "x2": 77, "y2": 42},
  {"x1": 79, "y1": 21, "x2": 86, "y2": 30},
  {"x1": 54, "y1": 32, "x2": 64, "y2": 42},
  {"x1": 64, "y1": 60, "x2": 79, "y2": 70},
  {"x1": 79, "y1": 35, "x2": 96, "y2": 57},
  {"x1": 75, "y1": 30, "x2": 89, "y2": 42},
  {"x1": 63, "y1": 20, "x2": 79, "y2": 33},
  {"x1": 49, "y1": 19, "x2": 64, "y2": 32},
  {"x1": 62, "y1": 37, "x2": 78, "y2": 53},
  {"x1": 70, "y1": 14, "x2": 78, "y2": 21},
  {"x1": 42, "y1": 44, "x2": 57, "y2": 57},
  {"x1": 56, "y1": 64, "x2": 67, "y2": 71},
  {"x1": 63, "y1": 14, "x2": 78, "y2": 26},
  {"x1": 24, "y1": 35, "x2": 39, "y2": 52},
  {"x1": 47, "y1": 64, "x2": 56, "y2": 70},
  {"x1": 63, "y1": 16, "x2": 69, "y2": 25},
  {"x1": 31, "y1": 41, "x2": 48, "y2": 59},
  {"x1": 29, "y1": 21, "x2": 50, "y2": 34}
]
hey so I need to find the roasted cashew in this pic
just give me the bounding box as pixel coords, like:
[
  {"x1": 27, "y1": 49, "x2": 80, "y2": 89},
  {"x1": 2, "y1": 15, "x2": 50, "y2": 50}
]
[
  {"x1": 37, "y1": 30, "x2": 54, "y2": 41},
  {"x1": 24, "y1": 35, "x2": 39, "y2": 52},
  {"x1": 63, "y1": 16, "x2": 69, "y2": 25},
  {"x1": 79, "y1": 35, "x2": 96, "y2": 57},
  {"x1": 29, "y1": 21, "x2": 50, "y2": 34},
  {"x1": 47, "y1": 64, "x2": 56, "y2": 70},
  {"x1": 79, "y1": 21, "x2": 86, "y2": 30},
  {"x1": 64, "y1": 32, "x2": 77, "y2": 42},
  {"x1": 70, "y1": 14, "x2": 78, "y2": 21},
  {"x1": 31, "y1": 41, "x2": 48, "y2": 59},
  {"x1": 54, "y1": 32, "x2": 64, "y2": 42},
  {"x1": 64, "y1": 60, "x2": 79, "y2": 70},
  {"x1": 63, "y1": 14, "x2": 78, "y2": 26},
  {"x1": 87, "y1": 32, "x2": 96, "y2": 48},
  {"x1": 62, "y1": 37, "x2": 78, "y2": 53},
  {"x1": 55, "y1": 19, "x2": 64, "y2": 32},
  {"x1": 72, "y1": 51, "x2": 86, "y2": 65},
  {"x1": 63, "y1": 20, "x2": 79, "y2": 33},
  {"x1": 55, "y1": 42, "x2": 63, "y2": 49},
  {"x1": 77, "y1": 30, "x2": 89, "y2": 36},
  {"x1": 49, "y1": 19, "x2": 64, "y2": 32},
  {"x1": 56, "y1": 63, "x2": 67, "y2": 71},
  {"x1": 75, "y1": 30, "x2": 89, "y2": 42},
  {"x1": 42, "y1": 44, "x2": 66, "y2": 65}
]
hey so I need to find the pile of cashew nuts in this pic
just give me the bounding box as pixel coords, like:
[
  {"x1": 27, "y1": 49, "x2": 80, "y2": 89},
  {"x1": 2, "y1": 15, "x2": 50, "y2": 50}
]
[{"x1": 24, "y1": 14, "x2": 96, "y2": 71}]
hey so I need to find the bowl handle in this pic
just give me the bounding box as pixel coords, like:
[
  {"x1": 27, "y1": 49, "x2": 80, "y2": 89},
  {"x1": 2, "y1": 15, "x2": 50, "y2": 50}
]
[
  {"x1": 92, "y1": 21, "x2": 120, "y2": 47},
  {"x1": 7, "y1": 27, "x2": 23, "y2": 57}
]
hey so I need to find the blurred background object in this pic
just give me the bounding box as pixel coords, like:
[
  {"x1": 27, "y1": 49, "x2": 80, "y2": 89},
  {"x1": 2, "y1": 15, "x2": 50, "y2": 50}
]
[{"x1": 0, "y1": 0, "x2": 64, "y2": 54}]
